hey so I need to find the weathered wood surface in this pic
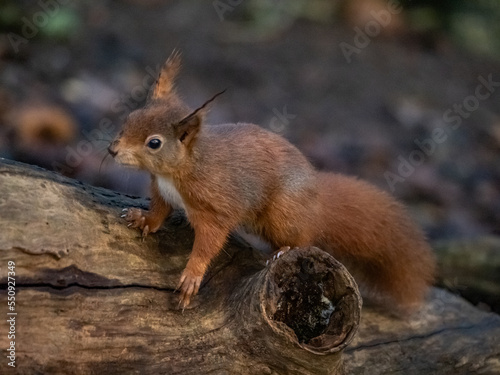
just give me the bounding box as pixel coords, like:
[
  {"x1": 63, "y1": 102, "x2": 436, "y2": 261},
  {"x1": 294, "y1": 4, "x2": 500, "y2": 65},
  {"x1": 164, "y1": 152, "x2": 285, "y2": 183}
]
[{"x1": 0, "y1": 158, "x2": 499, "y2": 375}]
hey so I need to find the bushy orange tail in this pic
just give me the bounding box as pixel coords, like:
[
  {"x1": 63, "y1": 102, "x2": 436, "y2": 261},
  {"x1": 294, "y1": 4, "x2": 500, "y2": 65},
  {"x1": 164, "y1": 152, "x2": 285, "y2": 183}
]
[{"x1": 314, "y1": 172, "x2": 436, "y2": 311}]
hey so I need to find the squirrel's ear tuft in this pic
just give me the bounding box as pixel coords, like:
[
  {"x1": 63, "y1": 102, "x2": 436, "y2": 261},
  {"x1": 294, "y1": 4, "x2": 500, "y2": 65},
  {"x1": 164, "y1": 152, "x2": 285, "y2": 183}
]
[{"x1": 149, "y1": 50, "x2": 182, "y2": 101}]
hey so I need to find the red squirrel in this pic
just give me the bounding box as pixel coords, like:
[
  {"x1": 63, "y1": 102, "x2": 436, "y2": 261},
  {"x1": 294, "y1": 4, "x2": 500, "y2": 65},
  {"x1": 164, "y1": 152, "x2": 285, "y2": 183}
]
[{"x1": 108, "y1": 51, "x2": 436, "y2": 310}]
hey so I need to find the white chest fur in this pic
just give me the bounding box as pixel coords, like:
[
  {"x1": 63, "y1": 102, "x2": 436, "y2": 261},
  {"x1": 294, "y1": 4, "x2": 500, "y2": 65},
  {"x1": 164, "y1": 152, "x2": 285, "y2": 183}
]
[{"x1": 156, "y1": 176, "x2": 186, "y2": 210}]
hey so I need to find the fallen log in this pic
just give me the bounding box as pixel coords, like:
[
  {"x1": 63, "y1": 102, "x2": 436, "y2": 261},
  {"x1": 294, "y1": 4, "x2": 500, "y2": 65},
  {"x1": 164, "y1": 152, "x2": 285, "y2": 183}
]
[
  {"x1": 0, "y1": 158, "x2": 359, "y2": 374},
  {"x1": 0, "y1": 158, "x2": 499, "y2": 374}
]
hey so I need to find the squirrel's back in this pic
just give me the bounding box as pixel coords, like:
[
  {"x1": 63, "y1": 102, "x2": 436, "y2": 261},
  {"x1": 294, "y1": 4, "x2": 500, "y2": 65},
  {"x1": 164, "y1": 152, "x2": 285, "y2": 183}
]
[
  {"x1": 193, "y1": 122, "x2": 317, "y2": 209},
  {"x1": 193, "y1": 122, "x2": 319, "y2": 240}
]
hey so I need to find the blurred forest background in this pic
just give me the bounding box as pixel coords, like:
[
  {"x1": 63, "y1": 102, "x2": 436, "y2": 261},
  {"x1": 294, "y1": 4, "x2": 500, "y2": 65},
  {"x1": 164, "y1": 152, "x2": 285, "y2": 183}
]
[{"x1": 0, "y1": 1, "x2": 499, "y2": 308}]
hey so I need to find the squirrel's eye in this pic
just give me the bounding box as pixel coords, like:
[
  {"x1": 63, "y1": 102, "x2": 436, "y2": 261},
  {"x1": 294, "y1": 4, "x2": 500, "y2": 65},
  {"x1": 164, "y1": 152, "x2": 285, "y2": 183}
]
[{"x1": 147, "y1": 138, "x2": 162, "y2": 150}]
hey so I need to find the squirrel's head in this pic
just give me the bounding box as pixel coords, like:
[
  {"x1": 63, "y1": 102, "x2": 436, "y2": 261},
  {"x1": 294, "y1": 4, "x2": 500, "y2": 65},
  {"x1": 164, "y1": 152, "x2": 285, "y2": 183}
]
[{"x1": 108, "y1": 51, "x2": 224, "y2": 176}]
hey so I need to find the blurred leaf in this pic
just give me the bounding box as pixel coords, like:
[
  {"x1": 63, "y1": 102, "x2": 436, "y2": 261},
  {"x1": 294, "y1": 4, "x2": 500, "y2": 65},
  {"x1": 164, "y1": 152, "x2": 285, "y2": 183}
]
[
  {"x1": 40, "y1": 8, "x2": 81, "y2": 40},
  {"x1": 451, "y1": 12, "x2": 500, "y2": 59}
]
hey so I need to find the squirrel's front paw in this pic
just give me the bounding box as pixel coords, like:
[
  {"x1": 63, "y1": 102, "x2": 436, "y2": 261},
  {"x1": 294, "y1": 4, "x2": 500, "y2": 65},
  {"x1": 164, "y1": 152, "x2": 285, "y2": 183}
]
[
  {"x1": 121, "y1": 208, "x2": 162, "y2": 237},
  {"x1": 177, "y1": 269, "x2": 202, "y2": 309}
]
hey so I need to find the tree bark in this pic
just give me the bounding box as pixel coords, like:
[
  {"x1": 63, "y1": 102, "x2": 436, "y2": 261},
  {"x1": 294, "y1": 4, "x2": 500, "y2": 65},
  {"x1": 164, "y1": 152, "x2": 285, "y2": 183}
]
[{"x1": 0, "y1": 158, "x2": 499, "y2": 375}]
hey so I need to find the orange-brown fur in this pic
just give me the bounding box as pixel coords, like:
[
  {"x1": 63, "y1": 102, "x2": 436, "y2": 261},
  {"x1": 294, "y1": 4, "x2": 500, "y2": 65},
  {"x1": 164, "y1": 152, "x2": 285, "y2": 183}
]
[{"x1": 109, "y1": 51, "x2": 436, "y2": 309}]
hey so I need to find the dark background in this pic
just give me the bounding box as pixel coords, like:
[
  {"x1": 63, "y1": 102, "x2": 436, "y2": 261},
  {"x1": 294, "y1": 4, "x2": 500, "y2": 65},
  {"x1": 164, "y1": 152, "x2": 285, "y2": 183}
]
[{"x1": 1, "y1": 0, "x2": 499, "y2": 244}]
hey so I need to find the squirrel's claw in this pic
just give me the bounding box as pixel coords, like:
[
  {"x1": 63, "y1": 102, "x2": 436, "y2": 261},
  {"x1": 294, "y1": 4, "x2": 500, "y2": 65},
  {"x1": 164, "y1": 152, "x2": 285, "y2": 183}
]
[
  {"x1": 122, "y1": 208, "x2": 145, "y2": 228},
  {"x1": 266, "y1": 246, "x2": 291, "y2": 266},
  {"x1": 141, "y1": 225, "x2": 150, "y2": 241},
  {"x1": 177, "y1": 272, "x2": 202, "y2": 309},
  {"x1": 122, "y1": 207, "x2": 162, "y2": 239}
]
